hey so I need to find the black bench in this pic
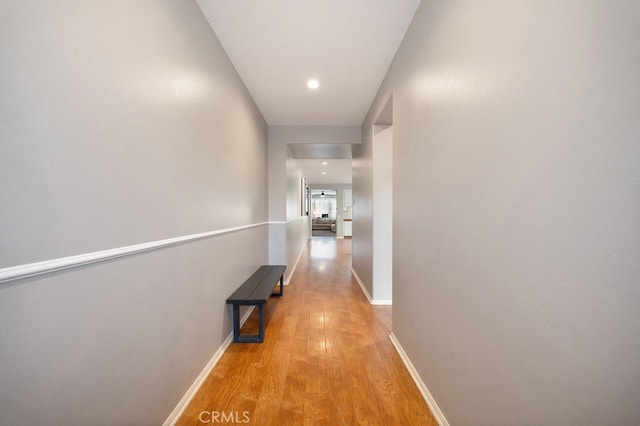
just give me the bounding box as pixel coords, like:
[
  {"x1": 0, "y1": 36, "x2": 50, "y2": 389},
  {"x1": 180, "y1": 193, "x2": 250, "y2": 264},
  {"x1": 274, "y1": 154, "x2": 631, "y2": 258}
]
[{"x1": 226, "y1": 265, "x2": 286, "y2": 343}]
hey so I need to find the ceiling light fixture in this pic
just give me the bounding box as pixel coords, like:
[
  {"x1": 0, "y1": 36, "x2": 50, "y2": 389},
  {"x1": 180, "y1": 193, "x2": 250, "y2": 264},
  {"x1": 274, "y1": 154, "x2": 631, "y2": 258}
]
[
  {"x1": 322, "y1": 161, "x2": 328, "y2": 165},
  {"x1": 307, "y1": 79, "x2": 320, "y2": 89},
  {"x1": 321, "y1": 172, "x2": 327, "y2": 175}
]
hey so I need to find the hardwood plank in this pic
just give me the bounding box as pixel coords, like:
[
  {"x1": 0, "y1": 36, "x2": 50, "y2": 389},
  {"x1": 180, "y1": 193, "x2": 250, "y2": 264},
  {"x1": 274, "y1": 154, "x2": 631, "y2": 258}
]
[{"x1": 177, "y1": 238, "x2": 437, "y2": 425}]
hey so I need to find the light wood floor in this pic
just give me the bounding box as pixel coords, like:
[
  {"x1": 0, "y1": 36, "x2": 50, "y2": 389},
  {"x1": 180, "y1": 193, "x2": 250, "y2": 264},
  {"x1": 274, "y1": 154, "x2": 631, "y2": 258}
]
[{"x1": 178, "y1": 237, "x2": 437, "y2": 425}]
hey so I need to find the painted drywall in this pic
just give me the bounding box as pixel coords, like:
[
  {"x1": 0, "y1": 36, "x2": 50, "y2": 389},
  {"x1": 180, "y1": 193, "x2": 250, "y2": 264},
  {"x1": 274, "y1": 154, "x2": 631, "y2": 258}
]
[
  {"x1": 268, "y1": 135, "x2": 288, "y2": 222},
  {"x1": 269, "y1": 126, "x2": 361, "y2": 144},
  {"x1": 285, "y1": 147, "x2": 309, "y2": 280},
  {"x1": 352, "y1": 139, "x2": 374, "y2": 300},
  {"x1": 358, "y1": 1, "x2": 640, "y2": 424},
  {"x1": 352, "y1": 124, "x2": 392, "y2": 303},
  {"x1": 268, "y1": 139, "x2": 288, "y2": 265},
  {"x1": 0, "y1": 1, "x2": 267, "y2": 424},
  {"x1": 267, "y1": 139, "x2": 308, "y2": 279},
  {"x1": 372, "y1": 126, "x2": 393, "y2": 302}
]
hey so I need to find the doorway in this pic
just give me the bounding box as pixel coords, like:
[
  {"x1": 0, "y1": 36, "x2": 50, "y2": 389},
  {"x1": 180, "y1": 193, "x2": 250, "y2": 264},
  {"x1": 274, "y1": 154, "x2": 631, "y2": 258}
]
[{"x1": 311, "y1": 189, "x2": 337, "y2": 237}]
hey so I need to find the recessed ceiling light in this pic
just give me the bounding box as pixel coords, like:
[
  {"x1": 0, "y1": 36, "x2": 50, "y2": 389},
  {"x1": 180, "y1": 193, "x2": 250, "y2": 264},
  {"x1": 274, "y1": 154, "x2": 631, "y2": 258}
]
[
  {"x1": 307, "y1": 79, "x2": 320, "y2": 89},
  {"x1": 321, "y1": 172, "x2": 327, "y2": 175},
  {"x1": 322, "y1": 161, "x2": 328, "y2": 165}
]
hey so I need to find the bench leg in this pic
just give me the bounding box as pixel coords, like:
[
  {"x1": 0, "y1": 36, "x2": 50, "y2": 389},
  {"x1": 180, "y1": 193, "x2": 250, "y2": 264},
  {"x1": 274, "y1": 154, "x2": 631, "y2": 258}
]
[
  {"x1": 272, "y1": 274, "x2": 284, "y2": 297},
  {"x1": 232, "y1": 303, "x2": 265, "y2": 343},
  {"x1": 258, "y1": 303, "x2": 265, "y2": 343},
  {"x1": 232, "y1": 304, "x2": 241, "y2": 342}
]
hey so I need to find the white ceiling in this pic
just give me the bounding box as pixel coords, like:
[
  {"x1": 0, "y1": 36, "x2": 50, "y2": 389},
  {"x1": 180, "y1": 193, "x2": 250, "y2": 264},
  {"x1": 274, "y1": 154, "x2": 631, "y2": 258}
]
[
  {"x1": 196, "y1": 0, "x2": 421, "y2": 126},
  {"x1": 299, "y1": 159, "x2": 352, "y2": 185}
]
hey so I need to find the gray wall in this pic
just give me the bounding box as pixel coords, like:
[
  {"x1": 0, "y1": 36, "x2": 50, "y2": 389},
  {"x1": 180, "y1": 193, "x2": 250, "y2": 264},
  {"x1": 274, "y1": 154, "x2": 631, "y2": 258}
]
[
  {"x1": 285, "y1": 147, "x2": 309, "y2": 281},
  {"x1": 267, "y1": 138, "x2": 309, "y2": 281},
  {"x1": 0, "y1": 1, "x2": 268, "y2": 424},
  {"x1": 358, "y1": 1, "x2": 640, "y2": 424},
  {"x1": 352, "y1": 138, "x2": 374, "y2": 299},
  {"x1": 268, "y1": 138, "x2": 287, "y2": 266},
  {"x1": 269, "y1": 126, "x2": 361, "y2": 144}
]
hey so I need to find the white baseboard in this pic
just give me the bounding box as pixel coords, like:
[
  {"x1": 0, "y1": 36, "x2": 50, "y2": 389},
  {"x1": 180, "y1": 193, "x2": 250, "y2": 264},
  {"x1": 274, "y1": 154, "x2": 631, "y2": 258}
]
[
  {"x1": 284, "y1": 241, "x2": 306, "y2": 285},
  {"x1": 163, "y1": 306, "x2": 255, "y2": 426},
  {"x1": 350, "y1": 268, "x2": 392, "y2": 305},
  {"x1": 351, "y1": 267, "x2": 373, "y2": 304},
  {"x1": 388, "y1": 333, "x2": 449, "y2": 426}
]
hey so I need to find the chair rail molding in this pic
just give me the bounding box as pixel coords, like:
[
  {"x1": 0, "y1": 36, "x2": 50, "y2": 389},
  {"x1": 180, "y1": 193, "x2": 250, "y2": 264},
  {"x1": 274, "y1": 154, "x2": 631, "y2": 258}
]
[{"x1": 0, "y1": 221, "x2": 272, "y2": 284}]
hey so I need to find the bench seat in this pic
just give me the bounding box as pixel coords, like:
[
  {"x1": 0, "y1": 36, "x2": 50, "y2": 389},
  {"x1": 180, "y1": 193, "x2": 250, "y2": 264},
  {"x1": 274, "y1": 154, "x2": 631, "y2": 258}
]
[{"x1": 226, "y1": 265, "x2": 286, "y2": 343}]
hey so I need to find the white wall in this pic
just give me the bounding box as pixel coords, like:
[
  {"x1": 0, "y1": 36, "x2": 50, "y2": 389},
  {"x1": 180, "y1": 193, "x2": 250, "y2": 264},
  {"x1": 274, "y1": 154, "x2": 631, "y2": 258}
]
[
  {"x1": 372, "y1": 125, "x2": 393, "y2": 302},
  {"x1": 0, "y1": 1, "x2": 268, "y2": 424},
  {"x1": 359, "y1": 1, "x2": 640, "y2": 424}
]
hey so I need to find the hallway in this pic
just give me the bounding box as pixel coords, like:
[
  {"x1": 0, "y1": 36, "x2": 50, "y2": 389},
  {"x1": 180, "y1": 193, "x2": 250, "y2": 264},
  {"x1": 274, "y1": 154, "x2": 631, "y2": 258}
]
[{"x1": 178, "y1": 238, "x2": 437, "y2": 425}]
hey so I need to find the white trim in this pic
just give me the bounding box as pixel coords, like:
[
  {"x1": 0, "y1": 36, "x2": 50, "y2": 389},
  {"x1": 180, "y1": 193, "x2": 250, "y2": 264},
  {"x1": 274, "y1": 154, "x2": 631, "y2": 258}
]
[
  {"x1": 0, "y1": 222, "x2": 270, "y2": 285},
  {"x1": 351, "y1": 267, "x2": 373, "y2": 304},
  {"x1": 284, "y1": 242, "x2": 306, "y2": 285},
  {"x1": 163, "y1": 306, "x2": 255, "y2": 426},
  {"x1": 388, "y1": 333, "x2": 449, "y2": 426},
  {"x1": 269, "y1": 215, "x2": 309, "y2": 225},
  {"x1": 351, "y1": 268, "x2": 392, "y2": 305}
]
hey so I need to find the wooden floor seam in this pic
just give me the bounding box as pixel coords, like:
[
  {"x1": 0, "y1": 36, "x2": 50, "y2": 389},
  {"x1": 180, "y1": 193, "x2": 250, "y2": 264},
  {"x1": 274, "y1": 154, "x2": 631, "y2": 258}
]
[{"x1": 177, "y1": 237, "x2": 437, "y2": 425}]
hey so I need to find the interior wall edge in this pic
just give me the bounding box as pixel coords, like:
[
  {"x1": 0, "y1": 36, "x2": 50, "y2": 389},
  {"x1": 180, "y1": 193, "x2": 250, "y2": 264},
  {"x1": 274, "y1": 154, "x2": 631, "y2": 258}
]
[{"x1": 388, "y1": 333, "x2": 449, "y2": 426}]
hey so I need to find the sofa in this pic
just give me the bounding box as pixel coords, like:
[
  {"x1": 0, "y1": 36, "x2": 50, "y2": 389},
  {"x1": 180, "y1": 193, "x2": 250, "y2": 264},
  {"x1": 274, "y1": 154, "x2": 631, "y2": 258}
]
[{"x1": 312, "y1": 217, "x2": 336, "y2": 231}]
